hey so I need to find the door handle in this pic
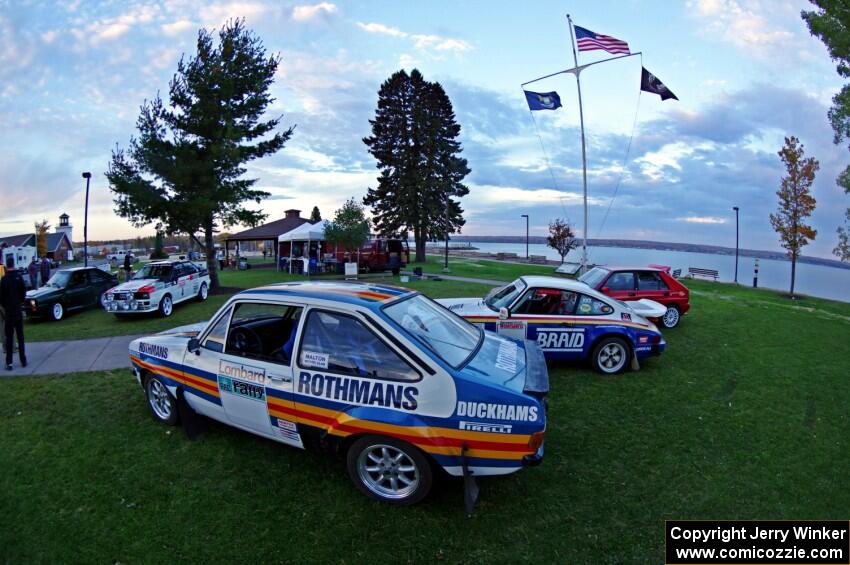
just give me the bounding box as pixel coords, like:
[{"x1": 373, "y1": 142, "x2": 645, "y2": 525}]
[
  {"x1": 628, "y1": 292, "x2": 636, "y2": 296},
  {"x1": 269, "y1": 374, "x2": 292, "y2": 383},
  {"x1": 663, "y1": 292, "x2": 670, "y2": 297}
]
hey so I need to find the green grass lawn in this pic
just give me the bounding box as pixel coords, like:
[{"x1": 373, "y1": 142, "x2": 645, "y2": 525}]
[
  {"x1": 2, "y1": 273, "x2": 849, "y2": 562},
  {"x1": 418, "y1": 254, "x2": 559, "y2": 280}
]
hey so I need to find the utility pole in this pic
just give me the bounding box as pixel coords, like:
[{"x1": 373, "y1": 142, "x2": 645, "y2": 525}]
[
  {"x1": 521, "y1": 214, "x2": 529, "y2": 258},
  {"x1": 733, "y1": 206, "x2": 740, "y2": 283},
  {"x1": 82, "y1": 172, "x2": 91, "y2": 267}
]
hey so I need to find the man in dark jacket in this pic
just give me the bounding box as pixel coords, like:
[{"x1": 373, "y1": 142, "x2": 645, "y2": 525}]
[
  {"x1": 40, "y1": 256, "x2": 51, "y2": 287},
  {"x1": 27, "y1": 258, "x2": 38, "y2": 290},
  {"x1": 0, "y1": 257, "x2": 27, "y2": 370}
]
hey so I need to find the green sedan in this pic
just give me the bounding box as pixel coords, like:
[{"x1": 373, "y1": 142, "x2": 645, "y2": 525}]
[{"x1": 25, "y1": 267, "x2": 119, "y2": 321}]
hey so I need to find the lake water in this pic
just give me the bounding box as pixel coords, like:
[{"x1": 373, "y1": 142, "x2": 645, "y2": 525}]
[{"x1": 440, "y1": 242, "x2": 850, "y2": 303}]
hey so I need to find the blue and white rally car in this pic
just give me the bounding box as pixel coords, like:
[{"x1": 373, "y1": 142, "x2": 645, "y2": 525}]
[
  {"x1": 128, "y1": 281, "x2": 548, "y2": 505},
  {"x1": 438, "y1": 276, "x2": 667, "y2": 374}
]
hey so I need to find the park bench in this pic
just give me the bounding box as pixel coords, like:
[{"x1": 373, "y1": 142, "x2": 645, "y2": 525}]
[
  {"x1": 529, "y1": 254, "x2": 548, "y2": 264},
  {"x1": 688, "y1": 267, "x2": 719, "y2": 281},
  {"x1": 671, "y1": 268, "x2": 682, "y2": 279},
  {"x1": 496, "y1": 252, "x2": 519, "y2": 260}
]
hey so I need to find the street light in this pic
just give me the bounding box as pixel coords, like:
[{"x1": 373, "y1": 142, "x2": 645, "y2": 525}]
[
  {"x1": 521, "y1": 214, "x2": 529, "y2": 259},
  {"x1": 82, "y1": 172, "x2": 91, "y2": 267},
  {"x1": 732, "y1": 206, "x2": 739, "y2": 283}
]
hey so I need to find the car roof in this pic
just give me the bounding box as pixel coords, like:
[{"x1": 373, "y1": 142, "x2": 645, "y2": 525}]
[
  {"x1": 235, "y1": 281, "x2": 416, "y2": 310},
  {"x1": 517, "y1": 275, "x2": 614, "y2": 303},
  {"x1": 589, "y1": 265, "x2": 663, "y2": 272}
]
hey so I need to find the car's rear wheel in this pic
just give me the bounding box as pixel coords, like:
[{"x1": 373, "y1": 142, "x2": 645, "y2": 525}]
[
  {"x1": 592, "y1": 336, "x2": 630, "y2": 374},
  {"x1": 347, "y1": 435, "x2": 432, "y2": 505},
  {"x1": 158, "y1": 294, "x2": 173, "y2": 317},
  {"x1": 197, "y1": 283, "x2": 208, "y2": 302},
  {"x1": 145, "y1": 375, "x2": 179, "y2": 425},
  {"x1": 661, "y1": 305, "x2": 680, "y2": 328},
  {"x1": 50, "y1": 302, "x2": 64, "y2": 321}
]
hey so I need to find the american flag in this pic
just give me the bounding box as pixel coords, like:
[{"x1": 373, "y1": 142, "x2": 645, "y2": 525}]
[{"x1": 574, "y1": 25, "x2": 630, "y2": 55}]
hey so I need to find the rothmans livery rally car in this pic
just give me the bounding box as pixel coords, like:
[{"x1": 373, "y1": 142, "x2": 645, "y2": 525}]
[
  {"x1": 104, "y1": 260, "x2": 210, "y2": 317},
  {"x1": 438, "y1": 276, "x2": 667, "y2": 374},
  {"x1": 128, "y1": 281, "x2": 549, "y2": 505}
]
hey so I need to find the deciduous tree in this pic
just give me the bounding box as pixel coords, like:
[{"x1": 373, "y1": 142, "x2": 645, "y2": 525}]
[
  {"x1": 363, "y1": 69, "x2": 469, "y2": 262},
  {"x1": 547, "y1": 218, "x2": 577, "y2": 263},
  {"x1": 34, "y1": 219, "x2": 50, "y2": 258},
  {"x1": 106, "y1": 20, "x2": 292, "y2": 289},
  {"x1": 769, "y1": 136, "x2": 819, "y2": 297},
  {"x1": 323, "y1": 198, "x2": 370, "y2": 255}
]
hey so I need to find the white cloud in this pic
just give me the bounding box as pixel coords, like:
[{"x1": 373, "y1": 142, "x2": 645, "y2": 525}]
[
  {"x1": 357, "y1": 21, "x2": 472, "y2": 53},
  {"x1": 199, "y1": 2, "x2": 273, "y2": 27},
  {"x1": 686, "y1": 0, "x2": 797, "y2": 57},
  {"x1": 292, "y1": 2, "x2": 337, "y2": 22},
  {"x1": 676, "y1": 216, "x2": 728, "y2": 224},
  {"x1": 161, "y1": 19, "x2": 195, "y2": 36},
  {"x1": 468, "y1": 185, "x2": 606, "y2": 207}
]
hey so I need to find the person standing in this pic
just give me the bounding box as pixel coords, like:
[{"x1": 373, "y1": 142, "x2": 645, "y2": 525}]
[
  {"x1": 123, "y1": 253, "x2": 132, "y2": 282},
  {"x1": 0, "y1": 257, "x2": 27, "y2": 370},
  {"x1": 40, "y1": 255, "x2": 51, "y2": 287},
  {"x1": 27, "y1": 258, "x2": 38, "y2": 290}
]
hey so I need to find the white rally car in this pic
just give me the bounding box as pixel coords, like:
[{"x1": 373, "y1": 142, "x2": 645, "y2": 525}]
[{"x1": 104, "y1": 260, "x2": 210, "y2": 317}]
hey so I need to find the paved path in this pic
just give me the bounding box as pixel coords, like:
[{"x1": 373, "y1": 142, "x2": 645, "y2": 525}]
[
  {"x1": 401, "y1": 271, "x2": 504, "y2": 287},
  {"x1": 3, "y1": 335, "x2": 143, "y2": 377}
]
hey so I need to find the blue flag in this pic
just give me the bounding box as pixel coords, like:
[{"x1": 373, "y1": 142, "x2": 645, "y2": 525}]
[{"x1": 524, "y1": 90, "x2": 562, "y2": 111}]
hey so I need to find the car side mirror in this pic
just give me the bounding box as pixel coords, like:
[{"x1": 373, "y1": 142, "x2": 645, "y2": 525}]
[
  {"x1": 188, "y1": 337, "x2": 200, "y2": 354},
  {"x1": 499, "y1": 307, "x2": 510, "y2": 320},
  {"x1": 601, "y1": 286, "x2": 610, "y2": 294}
]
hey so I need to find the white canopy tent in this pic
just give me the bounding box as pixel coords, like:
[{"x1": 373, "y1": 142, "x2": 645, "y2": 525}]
[{"x1": 278, "y1": 222, "x2": 325, "y2": 273}]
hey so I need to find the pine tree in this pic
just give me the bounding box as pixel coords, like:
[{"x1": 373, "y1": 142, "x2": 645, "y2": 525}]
[
  {"x1": 106, "y1": 20, "x2": 292, "y2": 289},
  {"x1": 363, "y1": 69, "x2": 469, "y2": 262},
  {"x1": 770, "y1": 136, "x2": 819, "y2": 298},
  {"x1": 309, "y1": 206, "x2": 322, "y2": 223}
]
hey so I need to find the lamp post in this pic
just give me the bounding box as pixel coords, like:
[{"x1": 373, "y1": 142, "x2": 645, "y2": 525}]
[
  {"x1": 521, "y1": 214, "x2": 529, "y2": 259},
  {"x1": 82, "y1": 172, "x2": 91, "y2": 267},
  {"x1": 443, "y1": 191, "x2": 451, "y2": 273},
  {"x1": 732, "y1": 206, "x2": 739, "y2": 283}
]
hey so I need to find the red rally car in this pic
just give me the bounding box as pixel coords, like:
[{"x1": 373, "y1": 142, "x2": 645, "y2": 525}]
[{"x1": 578, "y1": 265, "x2": 690, "y2": 328}]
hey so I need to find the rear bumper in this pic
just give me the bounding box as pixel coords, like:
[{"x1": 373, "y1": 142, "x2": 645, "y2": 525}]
[{"x1": 523, "y1": 442, "x2": 545, "y2": 466}]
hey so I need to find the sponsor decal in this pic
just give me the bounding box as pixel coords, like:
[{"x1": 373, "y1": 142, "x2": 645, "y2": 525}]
[
  {"x1": 497, "y1": 319, "x2": 526, "y2": 340},
  {"x1": 447, "y1": 303, "x2": 463, "y2": 311},
  {"x1": 495, "y1": 339, "x2": 518, "y2": 372},
  {"x1": 536, "y1": 328, "x2": 585, "y2": 351},
  {"x1": 459, "y1": 421, "x2": 513, "y2": 434},
  {"x1": 297, "y1": 371, "x2": 418, "y2": 411},
  {"x1": 218, "y1": 375, "x2": 266, "y2": 402},
  {"x1": 276, "y1": 418, "x2": 298, "y2": 432},
  {"x1": 638, "y1": 336, "x2": 649, "y2": 344},
  {"x1": 456, "y1": 401, "x2": 539, "y2": 422},
  {"x1": 621, "y1": 312, "x2": 631, "y2": 322},
  {"x1": 301, "y1": 350, "x2": 329, "y2": 370},
  {"x1": 218, "y1": 360, "x2": 266, "y2": 384},
  {"x1": 138, "y1": 342, "x2": 169, "y2": 359},
  {"x1": 578, "y1": 303, "x2": 592, "y2": 314}
]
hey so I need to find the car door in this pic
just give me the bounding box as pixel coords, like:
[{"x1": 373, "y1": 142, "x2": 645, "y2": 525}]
[
  {"x1": 65, "y1": 270, "x2": 92, "y2": 310},
  {"x1": 183, "y1": 262, "x2": 200, "y2": 295},
  {"x1": 600, "y1": 271, "x2": 636, "y2": 302},
  {"x1": 635, "y1": 271, "x2": 671, "y2": 306},
  {"x1": 507, "y1": 287, "x2": 586, "y2": 360},
  {"x1": 171, "y1": 263, "x2": 188, "y2": 302}
]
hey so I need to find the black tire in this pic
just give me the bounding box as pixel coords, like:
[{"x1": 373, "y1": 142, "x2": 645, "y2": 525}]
[
  {"x1": 346, "y1": 435, "x2": 433, "y2": 505},
  {"x1": 661, "y1": 305, "x2": 680, "y2": 328},
  {"x1": 158, "y1": 294, "x2": 173, "y2": 317},
  {"x1": 591, "y1": 336, "x2": 631, "y2": 375},
  {"x1": 144, "y1": 375, "x2": 179, "y2": 426},
  {"x1": 197, "y1": 283, "x2": 208, "y2": 302},
  {"x1": 49, "y1": 302, "x2": 64, "y2": 321}
]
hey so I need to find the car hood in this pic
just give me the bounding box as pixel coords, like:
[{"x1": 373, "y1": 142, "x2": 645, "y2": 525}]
[
  {"x1": 108, "y1": 278, "x2": 162, "y2": 293},
  {"x1": 459, "y1": 332, "x2": 548, "y2": 395},
  {"x1": 157, "y1": 322, "x2": 206, "y2": 337},
  {"x1": 436, "y1": 297, "x2": 494, "y2": 318},
  {"x1": 26, "y1": 286, "x2": 62, "y2": 300}
]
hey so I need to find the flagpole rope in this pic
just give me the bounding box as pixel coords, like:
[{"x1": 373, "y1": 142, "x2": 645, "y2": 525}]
[
  {"x1": 525, "y1": 102, "x2": 563, "y2": 194},
  {"x1": 596, "y1": 82, "x2": 642, "y2": 238}
]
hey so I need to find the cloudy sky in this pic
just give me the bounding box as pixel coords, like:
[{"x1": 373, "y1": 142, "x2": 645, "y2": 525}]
[{"x1": 1, "y1": 0, "x2": 847, "y2": 258}]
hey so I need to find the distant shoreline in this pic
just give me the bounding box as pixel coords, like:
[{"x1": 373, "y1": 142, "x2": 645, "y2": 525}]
[{"x1": 444, "y1": 236, "x2": 850, "y2": 271}]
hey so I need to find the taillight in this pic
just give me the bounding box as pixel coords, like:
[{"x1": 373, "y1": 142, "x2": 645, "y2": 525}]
[
  {"x1": 528, "y1": 431, "x2": 545, "y2": 451},
  {"x1": 138, "y1": 285, "x2": 156, "y2": 293},
  {"x1": 651, "y1": 335, "x2": 661, "y2": 343}
]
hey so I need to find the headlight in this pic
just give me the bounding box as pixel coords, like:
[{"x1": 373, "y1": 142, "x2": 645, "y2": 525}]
[
  {"x1": 29, "y1": 299, "x2": 36, "y2": 307},
  {"x1": 130, "y1": 301, "x2": 138, "y2": 310},
  {"x1": 106, "y1": 294, "x2": 113, "y2": 301}
]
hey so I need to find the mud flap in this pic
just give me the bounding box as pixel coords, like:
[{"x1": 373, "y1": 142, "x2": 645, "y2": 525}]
[
  {"x1": 177, "y1": 389, "x2": 207, "y2": 439},
  {"x1": 630, "y1": 352, "x2": 641, "y2": 371},
  {"x1": 461, "y1": 445, "x2": 480, "y2": 515}
]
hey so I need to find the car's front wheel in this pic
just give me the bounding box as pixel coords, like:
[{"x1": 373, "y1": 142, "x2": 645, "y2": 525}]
[
  {"x1": 591, "y1": 336, "x2": 630, "y2": 374},
  {"x1": 50, "y1": 302, "x2": 64, "y2": 321},
  {"x1": 661, "y1": 305, "x2": 680, "y2": 328},
  {"x1": 145, "y1": 375, "x2": 179, "y2": 425},
  {"x1": 346, "y1": 435, "x2": 432, "y2": 505},
  {"x1": 158, "y1": 294, "x2": 173, "y2": 317},
  {"x1": 197, "y1": 283, "x2": 208, "y2": 302}
]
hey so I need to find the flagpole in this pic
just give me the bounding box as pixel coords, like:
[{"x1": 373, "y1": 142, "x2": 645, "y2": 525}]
[{"x1": 566, "y1": 13, "x2": 589, "y2": 274}]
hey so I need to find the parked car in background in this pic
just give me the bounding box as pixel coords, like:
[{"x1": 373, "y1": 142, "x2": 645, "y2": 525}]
[
  {"x1": 438, "y1": 276, "x2": 667, "y2": 374},
  {"x1": 25, "y1": 267, "x2": 118, "y2": 321},
  {"x1": 578, "y1": 266, "x2": 690, "y2": 328},
  {"x1": 128, "y1": 281, "x2": 548, "y2": 505},
  {"x1": 104, "y1": 260, "x2": 209, "y2": 317}
]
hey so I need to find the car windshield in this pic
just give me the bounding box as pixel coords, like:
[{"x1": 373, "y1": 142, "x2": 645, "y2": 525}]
[
  {"x1": 578, "y1": 267, "x2": 609, "y2": 288},
  {"x1": 384, "y1": 295, "x2": 482, "y2": 368},
  {"x1": 45, "y1": 271, "x2": 70, "y2": 288},
  {"x1": 133, "y1": 264, "x2": 173, "y2": 281},
  {"x1": 484, "y1": 279, "x2": 527, "y2": 311}
]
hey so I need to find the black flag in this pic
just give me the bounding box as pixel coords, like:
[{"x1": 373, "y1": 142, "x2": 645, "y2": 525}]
[{"x1": 641, "y1": 67, "x2": 678, "y2": 101}]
